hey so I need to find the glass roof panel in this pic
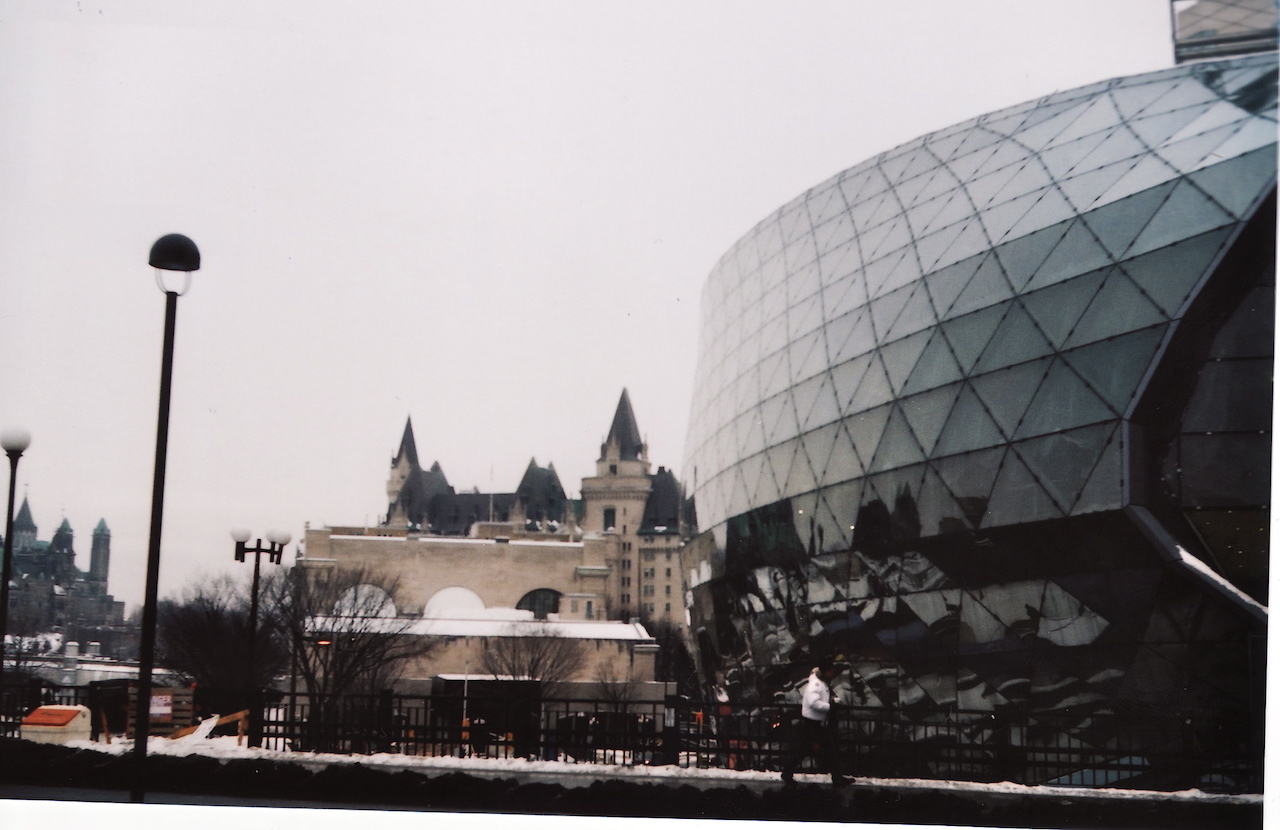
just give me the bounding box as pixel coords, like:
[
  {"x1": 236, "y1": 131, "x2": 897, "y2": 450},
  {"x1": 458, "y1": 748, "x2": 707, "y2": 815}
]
[
  {"x1": 901, "y1": 329, "x2": 965, "y2": 396},
  {"x1": 1058, "y1": 158, "x2": 1142, "y2": 212},
  {"x1": 1121, "y1": 227, "x2": 1231, "y2": 316},
  {"x1": 790, "y1": 329, "x2": 827, "y2": 382},
  {"x1": 1013, "y1": 423, "x2": 1116, "y2": 515},
  {"x1": 1071, "y1": 432, "x2": 1122, "y2": 515},
  {"x1": 886, "y1": 283, "x2": 940, "y2": 341},
  {"x1": 1023, "y1": 219, "x2": 1116, "y2": 293},
  {"x1": 949, "y1": 251, "x2": 1016, "y2": 318},
  {"x1": 923, "y1": 253, "x2": 985, "y2": 318},
  {"x1": 831, "y1": 310, "x2": 878, "y2": 364},
  {"x1": 784, "y1": 438, "x2": 820, "y2": 498},
  {"x1": 946, "y1": 140, "x2": 1005, "y2": 183},
  {"x1": 783, "y1": 233, "x2": 818, "y2": 274},
  {"x1": 901, "y1": 383, "x2": 965, "y2": 456},
  {"x1": 869, "y1": 282, "x2": 915, "y2": 341},
  {"x1": 879, "y1": 329, "x2": 933, "y2": 395},
  {"x1": 1128, "y1": 104, "x2": 1215, "y2": 149},
  {"x1": 979, "y1": 188, "x2": 1046, "y2": 243},
  {"x1": 788, "y1": 294, "x2": 824, "y2": 340},
  {"x1": 874, "y1": 244, "x2": 925, "y2": 298},
  {"x1": 1021, "y1": 268, "x2": 1108, "y2": 348},
  {"x1": 1108, "y1": 78, "x2": 1178, "y2": 120},
  {"x1": 966, "y1": 159, "x2": 1029, "y2": 209},
  {"x1": 1003, "y1": 187, "x2": 1078, "y2": 241},
  {"x1": 822, "y1": 421, "x2": 865, "y2": 484},
  {"x1": 869, "y1": 406, "x2": 927, "y2": 473},
  {"x1": 931, "y1": 447, "x2": 1007, "y2": 527},
  {"x1": 847, "y1": 353, "x2": 895, "y2": 414},
  {"x1": 801, "y1": 373, "x2": 843, "y2": 432},
  {"x1": 1015, "y1": 358, "x2": 1117, "y2": 438},
  {"x1": 831, "y1": 352, "x2": 874, "y2": 411},
  {"x1": 1092, "y1": 154, "x2": 1181, "y2": 210},
  {"x1": 941, "y1": 303, "x2": 1008, "y2": 373},
  {"x1": 993, "y1": 220, "x2": 1073, "y2": 293},
  {"x1": 813, "y1": 213, "x2": 857, "y2": 256},
  {"x1": 1045, "y1": 95, "x2": 1124, "y2": 146},
  {"x1": 915, "y1": 220, "x2": 972, "y2": 275},
  {"x1": 973, "y1": 301, "x2": 1056, "y2": 374},
  {"x1": 806, "y1": 181, "x2": 850, "y2": 227},
  {"x1": 1124, "y1": 179, "x2": 1235, "y2": 259},
  {"x1": 846, "y1": 404, "x2": 893, "y2": 468},
  {"x1": 932, "y1": 383, "x2": 1006, "y2": 456},
  {"x1": 1139, "y1": 78, "x2": 1221, "y2": 119},
  {"x1": 1081, "y1": 180, "x2": 1177, "y2": 259},
  {"x1": 1195, "y1": 117, "x2": 1280, "y2": 168},
  {"x1": 1038, "y1": 130, "x2": 1113, "y2": 180},
  {"x1": 1068, "y1": 125, "x2": 1148, "y2": 176},
  {"x1": 1187, "y1": 146, "x2": 1278, "y2": 218},
  {"x1": 970, "y1": 357, "x2": 1052, "y2": 439},
  {"x1": 983, "y1": 448, "x2": 1065, "y2": 527},
  {"x1": 930, "y1": 218, "x2": 994, "y2": 271},
  {"x1": 922, "y1": 190, "x2": 978, "y2": 237},
  {"x1": 1156, "y1": 122, "x2": 1249, "y2": 174}
]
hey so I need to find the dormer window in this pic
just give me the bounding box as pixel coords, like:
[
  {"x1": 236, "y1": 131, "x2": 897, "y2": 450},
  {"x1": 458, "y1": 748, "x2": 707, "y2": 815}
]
[{"x1": 609, "y1": 464, "x2": 617, "y2": 474}]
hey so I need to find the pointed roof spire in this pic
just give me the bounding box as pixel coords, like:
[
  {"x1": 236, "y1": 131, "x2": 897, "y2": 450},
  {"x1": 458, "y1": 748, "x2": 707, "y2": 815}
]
[
  {"x1": 394, "y1": 417, "x2": 420, "y2": 468},
  {"x1": 603, "y1": 389, "x2": 645, "y2": 461},
  {"x1": 13, "y1": 497, "x2": 35, "y2": 533}
]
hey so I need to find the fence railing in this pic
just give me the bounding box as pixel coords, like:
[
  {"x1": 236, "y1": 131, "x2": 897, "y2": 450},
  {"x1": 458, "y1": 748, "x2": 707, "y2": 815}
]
[{"x1": 0, "y1": 681, "x2": 1261, "y2": 794}]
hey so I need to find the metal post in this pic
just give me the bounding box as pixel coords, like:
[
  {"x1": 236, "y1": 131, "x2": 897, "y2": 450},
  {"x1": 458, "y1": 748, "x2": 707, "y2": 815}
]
[
  {"x1": 247, "y1": 545, "x2": 262, "y2": 747},
  {"x1": 0, "y1": 450, "x2": 22, "y2": 701},
  {"x1": 131, "y1": 288, "x2": 178, "y2": 803}
]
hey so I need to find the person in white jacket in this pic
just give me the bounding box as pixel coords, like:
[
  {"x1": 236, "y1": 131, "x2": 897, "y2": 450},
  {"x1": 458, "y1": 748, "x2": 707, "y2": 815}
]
[{"x1": 781, "y1": 658, "x2": 849, "y2": 786}]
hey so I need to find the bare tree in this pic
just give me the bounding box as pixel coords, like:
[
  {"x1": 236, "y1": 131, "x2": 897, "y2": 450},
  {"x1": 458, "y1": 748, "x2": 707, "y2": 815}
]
[
  {"x1": 594, "y1": 660, "x2": 638, "y2": 713},
  {"x1": 266, "y1": 564, "x2": 434, "y2": 700},
  {"x1": 480, "y1": 622, "x2": 586, "y2": 697}
]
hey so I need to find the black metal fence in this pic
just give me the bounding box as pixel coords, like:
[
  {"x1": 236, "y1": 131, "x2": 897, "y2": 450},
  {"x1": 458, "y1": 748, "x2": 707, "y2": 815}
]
[{"x1": 0, "y1": 680, "x2": 1261, "y2": 794}]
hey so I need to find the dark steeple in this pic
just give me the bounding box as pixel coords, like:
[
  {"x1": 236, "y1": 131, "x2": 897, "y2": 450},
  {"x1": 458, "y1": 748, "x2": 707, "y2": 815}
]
[
  {"x1": 394, "y1": 418, "x2": 420, "y2": 468},
  {"x1": 13, "y1": 497, "x2": 36, "y2": 551},
  {"x1": 602, "y1": 389, "x2": 646, "y2": 462}
]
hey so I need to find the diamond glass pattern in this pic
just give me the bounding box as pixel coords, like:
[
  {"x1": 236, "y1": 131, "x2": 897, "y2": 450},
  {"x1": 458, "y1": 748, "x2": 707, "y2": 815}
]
[{"x1": 680, "y1": 55, "x2": 1276, "y2": 779}]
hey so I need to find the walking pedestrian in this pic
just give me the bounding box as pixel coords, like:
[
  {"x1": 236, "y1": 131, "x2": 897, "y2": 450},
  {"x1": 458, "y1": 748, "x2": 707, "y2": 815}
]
[{"x1": 781, "y1": 658, "x2": 849, "y2": 786}]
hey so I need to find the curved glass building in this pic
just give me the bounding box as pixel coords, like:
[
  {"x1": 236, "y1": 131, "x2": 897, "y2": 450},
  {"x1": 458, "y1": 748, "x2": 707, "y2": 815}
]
[{"x1": 681, "y1": 54, "x2": 1275, "y2": 775}]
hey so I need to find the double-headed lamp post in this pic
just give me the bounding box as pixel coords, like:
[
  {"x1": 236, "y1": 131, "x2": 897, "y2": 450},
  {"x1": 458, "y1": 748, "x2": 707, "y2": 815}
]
[
  {"x1": 231, "y1": 528, "x2": 290, "y2": 747},
  {"x1": 0, "y1": 428, "x2": 31, "y2": 706},
  {"x1": 132, "y1": 233, "x2": 199, "y2": 804}
]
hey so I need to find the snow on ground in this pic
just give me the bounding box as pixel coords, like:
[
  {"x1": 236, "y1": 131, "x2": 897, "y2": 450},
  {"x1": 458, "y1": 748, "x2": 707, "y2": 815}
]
[{"x1": 65, "y1": 731, "x2": 1261, "y2": 807}]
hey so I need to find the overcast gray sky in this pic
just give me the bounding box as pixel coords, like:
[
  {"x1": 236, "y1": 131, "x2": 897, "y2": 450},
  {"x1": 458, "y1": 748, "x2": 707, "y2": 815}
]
[{"x1": 0, "y1": 1, "x2": 1175, "y2": 611}]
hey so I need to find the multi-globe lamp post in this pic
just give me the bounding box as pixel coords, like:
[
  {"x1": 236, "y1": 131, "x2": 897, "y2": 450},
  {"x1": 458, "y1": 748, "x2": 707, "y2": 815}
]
[
  {"x1": 231, "y1": 528, "x2": 290, "y2": 747},
  {"x1": 131, "y1": 233, "x2": 200, "y2": 803},
  {"x1": 0, "y1": 428, "x2": 31, "y2": 712}
]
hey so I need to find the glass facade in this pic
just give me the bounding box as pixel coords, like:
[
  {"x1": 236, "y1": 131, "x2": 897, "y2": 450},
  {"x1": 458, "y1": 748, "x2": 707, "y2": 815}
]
[{"x1": 681, "y1": 55, "x2": 1275, "y2": 759}]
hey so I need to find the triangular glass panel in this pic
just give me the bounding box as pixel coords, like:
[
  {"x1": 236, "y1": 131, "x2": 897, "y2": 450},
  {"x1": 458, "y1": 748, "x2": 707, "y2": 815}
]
[
  {"x1": 800, "y1": 422, "x2": 841, "y2": 477},
  {"x1": 879, "y1": 330, "x2": 933, "y2": 395},
  {"x1": 788, "y1": 295, "x2": 824, "y2": 343},
  {"x1": 850, "y1": 190, "x2": 897, "y2": 234},
  {"x1": 979, "y1": 188, "x2": 1045, "y2": 243},
  {"x1": 959, "y1": 587, "x2": 1011, "y2": 644},
  {"x1": 863, "y1": 247, "x2": 912, "y2": 301},
  {"x1": 784, "y1": 439, "x2": 820, "y2": 499},
  {"x1": 1187, "y1": 146, "x2": 1278, "y2": 219},
  {"x1": 1080, "y1": 180, "x2": 1177, "y2": 259},
  {"x1": 1076, "y1": 123, "x2": 1151, "y2": 174},
  {"x1": 1061, "y1": 326, "x2": 1167, "y2": 414},
  {"x1": 1109, "y1": 78, "x2": 1177, "y2": 120},
  {"x1": 946, "y1": 140, "x2": 1005, "y2": 184},
  {"x1": 756, "y1": 451, "x2": 783, "y2": 507},
  {"x1": 807, "y1": 182, "x2": 849, "y2": 227},
  {"x1": 1012, "y1": 423, "x2": 1115, "y2": 514},
  {"x1": 878, "y1": 149, "x2": 919, "y2": 185},
  {"x1": 784, "y1": 235, "x2": 819, "y2": 283},
  {"x1": 966, "y1": 161, "x2": 1027, "y2": 210},
  {"x1": 789, "y1": 374, "x2": 825, "y2": 432},
  {"x1": 869, "y1": 282, "x2": 914, "y2": 341},
  {"x1": 1071, "y1": 430, "x2": 1123, "y2": 515},
  {"x1": 814, "y1": 215, "x2": 858, "y2": 261},
  {"x1": 901, "y1": 383, "x2": 964, "y2": 456},
  {"x1": 1194, "y1": 117, "x2": 1280, "y2": 169},
  {"x1": 932, "y1": 383, "x2": 1006, "y2": 456},
  {"x1": 759, "y1": 392, "x2": 794, "y2": 444},
  {"x1": 829, "y1": 307, "x2": 880, "y2": 363},
  {"x1": 1128, "y1": 104, "x2": 1214, "y2": 149},
  {"x1": 869, "y1": 405, "x2": 927, "y2": 473},
  {"x1": 1139, "y1": 78, "x2": 1220, "y2": 120},
  {"x1": 1021, "y1": 268, "x2": 1107, "y2": 348},
  {"x1": 970, "y1": 358, "x2": 1052, "y2": 439},
  {"x1": 984, "y1": 450, "x2": 1065, "y2": 527},
  {"x1": 901, "y1": 331, "x2": 964, "y2": 396},
  {"x1": 867, "y1": 220, "x2": 915, "y2": 270},
  {"x1": 950, "y1": 251, "x2": 1015, "y2": 318},
  {"x1": 758, "y1": 347, "x2": 792, "y2": 399},
  {"x1": 887, "y1": 283, "x2": 940, "y2": 341},
  {"x1": 901, "y1": 147, "x2": 941, "y2": 181},
  {"x1": 895, "y1": 169, "x2": 941, "y2": 210},
  {"x1": 742, "y1": 412, "x2": 768, "y2": 458},
  {"x1": 846, "y1": 404, "x2": 892, "y2": 469},
  {"x1": 875, "y1": 244, "x2": 925, "y2": 298},
  {"x1": 988, "y1": 160, "x2": 1055, "y2": 209},
  {"x1": 1003, "y1": 186, "x2": 1078, "y2": 242},
  {"x1": 1046, "y1": 95, "x2": 1123, "y2": 147},
  {"x1": 1038, "y1": 129, "x2": 1112, "y2": 180},
  {"x1": 824, "y1": 272, "x2": 868, "y2": 319},
  {"x1": 1023, "y1": 218, "x2": 1116, "y2": 292},
  {"x1": 931, "y1": 447, "x2": 1006, "y2": 526},
  {"x1": 993, "y1": 219, "x2": 1072, "y2": 293},
  {"x1": 1063, "y1": 272, "x2": 1168, "y2": 348},
  {"x1": 931, "y1": 218, "x2": 994, "y2": 272},
  {"x1": 947, "y1": 126, "x2": 1006, "y2": 168},
  {"x1": 1122, "y1": 227, "x2": 1231, "y2": 316},
  {"x1": 1156, "y1": 122, "x2": 1248, "y2": 175},
  {"x1": 1014, "y1": 357, "x2": 1117, "y2": 438},
  {"x1": 941, "y1": 302, "x2": 1008, "y2": 373},
  {"x1": 847, "y1": 353, "x2": 895, "y2": 414},
  {"x1": 831, "y1": 352, "x2": 874, "y2": 411},
  {"x1": 826, "y1": 421, "x2": 867, "y2": 483},
  {"x1": 1058, "y1": 158, "x2": 1142, "y2": 212},
  {"x1": 1092, "y1": 154, "x2": 1181, "y2": 211},
  {"x1": 801, "y1": 374, "x2": 843, "y2": 431},
  {"x1": 839, "y1": 167, "x2": 885, "y2": 207},
  {"x1": 915, "y1": 164, "x2": 965, "y2": 207},
  {"x1": 727, "y1": 468, "x2": 753, "y2": 519},
  {"x1": 779, "y1": 202, "x2": 811, "y2": 243},
  {"x1": 1125, "y1": 179, "x2": 1235, "y2": 259},
  {"x1": 1015, "y1": 100, "x2": 1094, "y2": 151},
  {"x1": 915, "y1": 465, "x2": 968, "y2": 537},
  {"x1": 973, "y1": 301, "x2": 1056, "y2": 374},
  {"x1": 915, "y1": 220, "x2": 972, "y2": 274},
  {"x1": 924, "y1": 253, "x2": 985, "y2": 318}
]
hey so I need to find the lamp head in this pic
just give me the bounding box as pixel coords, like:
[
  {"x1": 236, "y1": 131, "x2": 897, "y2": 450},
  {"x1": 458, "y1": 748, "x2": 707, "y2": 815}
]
[
  {"x1": 0, "y1": 429, "x2": 31, "y2": 455},
  {"x1": 149, "y1": 234, "x2": 201, "y2": 271},
  {"x1": 231, "y1": 528, "x2": 252, "y2": 544}
]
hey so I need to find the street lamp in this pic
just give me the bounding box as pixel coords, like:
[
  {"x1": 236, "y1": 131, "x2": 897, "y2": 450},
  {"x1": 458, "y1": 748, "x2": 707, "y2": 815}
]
[
  {"x1": 0, "y1": 428, "x2": 31, "y2": 714},
  {"x1": 231, "y1": 528, "x2": 290, "y2": 747},
  {"x1": 132, "y1": 233, "x2": 199, "y2": 804}
]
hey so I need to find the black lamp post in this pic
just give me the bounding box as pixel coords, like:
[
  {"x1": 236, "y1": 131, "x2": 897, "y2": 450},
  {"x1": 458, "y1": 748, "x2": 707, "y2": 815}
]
[
  {"x1": 0, "y1": 428, "x2": 31, "y2": 719},
  {"x1": 231, "y1": 528, "x2": 289, "y2": 747},
  {"x1": 131, "y1": 233, "x2": 200, "y2": 803}
]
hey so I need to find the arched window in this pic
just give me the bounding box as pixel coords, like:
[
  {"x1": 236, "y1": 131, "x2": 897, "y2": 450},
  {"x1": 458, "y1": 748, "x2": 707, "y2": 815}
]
[{"x1": 516, "y1": 588, "x2": 562, "y2": 620}]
